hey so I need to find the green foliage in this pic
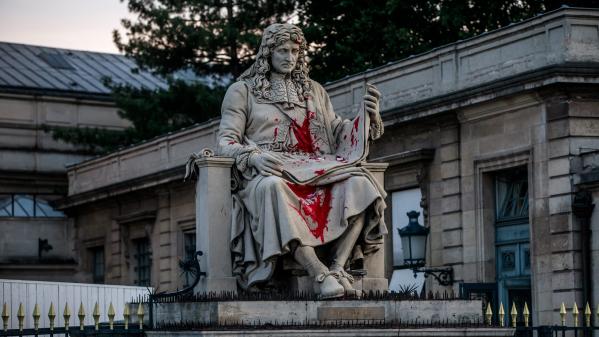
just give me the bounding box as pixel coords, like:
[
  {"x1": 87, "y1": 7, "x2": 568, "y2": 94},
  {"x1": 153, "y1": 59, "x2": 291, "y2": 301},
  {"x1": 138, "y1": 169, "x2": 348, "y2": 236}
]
[
  {"x1": 108, "y1": 78, "x2": 225, "y2": 144},
  {"x1": 297, "y1": 0, "x2": 561, "y2": 83},
  {"x1": 113, "y1": 0, "x2": 297, "y2": 77}
]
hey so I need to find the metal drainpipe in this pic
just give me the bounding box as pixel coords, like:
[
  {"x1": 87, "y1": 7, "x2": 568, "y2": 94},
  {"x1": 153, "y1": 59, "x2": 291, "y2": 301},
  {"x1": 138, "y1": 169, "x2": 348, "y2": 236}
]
[{"x1": 572, "y1": 189, "x2": 595, "y2": 325}]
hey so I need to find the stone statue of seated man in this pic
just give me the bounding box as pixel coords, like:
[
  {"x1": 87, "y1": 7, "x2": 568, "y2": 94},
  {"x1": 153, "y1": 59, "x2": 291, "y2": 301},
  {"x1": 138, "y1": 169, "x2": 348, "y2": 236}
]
[{"x1": 216, "y1": 23, "x2": 387, "y2": 299}]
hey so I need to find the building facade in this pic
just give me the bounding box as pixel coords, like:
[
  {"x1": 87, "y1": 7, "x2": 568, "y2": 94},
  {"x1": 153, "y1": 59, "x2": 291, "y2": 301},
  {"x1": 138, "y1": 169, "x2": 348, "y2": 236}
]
[
  {"x1": 58, "y1": 8, "x2": 599, "y2": 325},
  {"x1": 0, "y1": 42, "x2": 166, "y2": 281}
]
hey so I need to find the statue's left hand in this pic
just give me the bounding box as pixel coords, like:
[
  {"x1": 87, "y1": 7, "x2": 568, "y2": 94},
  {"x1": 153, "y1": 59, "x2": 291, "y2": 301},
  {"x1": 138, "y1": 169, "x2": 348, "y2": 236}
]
[{"x1": 364, "y1": 83, "x2": 381, "y2": 121}]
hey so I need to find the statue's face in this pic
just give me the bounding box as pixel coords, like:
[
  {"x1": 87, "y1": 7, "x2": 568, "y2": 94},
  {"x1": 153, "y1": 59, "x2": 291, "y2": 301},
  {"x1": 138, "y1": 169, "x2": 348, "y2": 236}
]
[{"x1": 271, "y1": 40, "x2": 300, "y2": 74}]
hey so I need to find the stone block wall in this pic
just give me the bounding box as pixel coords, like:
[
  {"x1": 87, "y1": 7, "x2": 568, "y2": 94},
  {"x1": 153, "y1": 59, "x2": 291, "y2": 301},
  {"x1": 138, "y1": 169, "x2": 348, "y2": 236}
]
[{"x1": 72, "y1": 181, "x2": 196, "y2": 289}]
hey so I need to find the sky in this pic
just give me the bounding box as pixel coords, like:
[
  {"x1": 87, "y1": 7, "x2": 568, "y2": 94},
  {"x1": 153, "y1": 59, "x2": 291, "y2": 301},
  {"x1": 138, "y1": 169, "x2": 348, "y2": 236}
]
[{"x1": 0, "y1": 0, "x2": 134, "y2": 54}]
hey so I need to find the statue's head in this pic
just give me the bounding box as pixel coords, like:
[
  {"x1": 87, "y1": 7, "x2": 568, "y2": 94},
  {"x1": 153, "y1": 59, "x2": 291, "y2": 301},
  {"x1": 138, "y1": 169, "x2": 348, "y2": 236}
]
[{"x1": 238, "y1": 23, "x2": 312, "y2": 101}]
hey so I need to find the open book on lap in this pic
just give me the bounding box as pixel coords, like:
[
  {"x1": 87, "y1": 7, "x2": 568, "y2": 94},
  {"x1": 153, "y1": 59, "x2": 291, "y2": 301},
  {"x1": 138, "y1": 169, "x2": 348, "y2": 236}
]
[{"x1": 281, "y1": 105, "x2": 370, "y2": 184}]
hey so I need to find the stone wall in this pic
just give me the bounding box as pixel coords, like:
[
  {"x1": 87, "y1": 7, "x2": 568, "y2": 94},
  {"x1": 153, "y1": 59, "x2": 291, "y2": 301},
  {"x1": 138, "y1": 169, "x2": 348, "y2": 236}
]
[
  {"x1": 0, "y1": 93, "x2": 129, "y2": 280},
  {"x1": 71, "y1": 181, "x2": 196, "y2": 288}
]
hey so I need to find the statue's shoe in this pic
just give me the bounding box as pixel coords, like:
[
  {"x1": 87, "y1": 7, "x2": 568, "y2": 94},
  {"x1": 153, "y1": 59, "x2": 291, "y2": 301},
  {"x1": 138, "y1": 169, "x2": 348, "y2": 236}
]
[
  {"x1": 331, "y1": 267, "x2": 362, "y2": 298},
  {"x1": 314, "y1": 272, "x2": 344, "y2": 299}
]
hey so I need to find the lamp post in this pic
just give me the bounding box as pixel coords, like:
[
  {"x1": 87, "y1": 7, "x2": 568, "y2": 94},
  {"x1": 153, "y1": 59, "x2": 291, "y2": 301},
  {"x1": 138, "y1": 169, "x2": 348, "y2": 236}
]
[{"x1": 397, "y1": 211, "x2": 454, "y2": 286}]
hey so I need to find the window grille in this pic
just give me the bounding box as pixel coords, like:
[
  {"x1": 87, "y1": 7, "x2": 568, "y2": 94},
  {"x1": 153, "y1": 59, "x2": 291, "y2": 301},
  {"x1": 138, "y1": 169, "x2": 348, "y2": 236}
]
[
  {"x1": 133, "y1": 238, "x2": 151, "y2": 286},
  {"x1": 0, "y1": 194, "x2": 65, "y2": 217},
  {"x1": 91, "y1": 247, "x2": 105, "y2": 284},
  {"x1": 495, "y1": 169, "x2": 529, "y2": 224},
  {"x1": 182, "y1": 232, "x2": 196, "y2": 287}
]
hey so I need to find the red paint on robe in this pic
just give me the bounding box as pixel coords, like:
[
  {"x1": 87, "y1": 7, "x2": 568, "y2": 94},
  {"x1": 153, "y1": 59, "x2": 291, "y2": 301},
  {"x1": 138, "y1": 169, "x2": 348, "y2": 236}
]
[
  {"x1": 273, "y1": 127, "x2": 279, "y2": 140},
  {"x1": 350, "y1": 116, "x2": 360, "y2": 147},
  {"x1": 314, "y1": 169, "x2": 326, "y2": 176},
  {"x1": 286, "y1": 183, "x2": 332, "y2": 243},
  {"x1": 228, "y1": 140, "x2": 237, "y2": 145}
]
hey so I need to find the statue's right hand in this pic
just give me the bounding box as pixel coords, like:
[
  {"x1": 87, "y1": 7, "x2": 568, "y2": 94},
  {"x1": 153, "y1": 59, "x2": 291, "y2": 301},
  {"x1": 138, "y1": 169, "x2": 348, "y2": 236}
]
[{"x1": 249, "y1": 152, "x2": 283, "y2": 176}]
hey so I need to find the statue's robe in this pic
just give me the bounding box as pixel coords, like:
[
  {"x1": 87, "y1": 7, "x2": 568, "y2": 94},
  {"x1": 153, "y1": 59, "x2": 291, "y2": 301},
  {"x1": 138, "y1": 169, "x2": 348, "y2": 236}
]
[{"x1": 217, "y1": 77, "x2": 387, "y2": 289}]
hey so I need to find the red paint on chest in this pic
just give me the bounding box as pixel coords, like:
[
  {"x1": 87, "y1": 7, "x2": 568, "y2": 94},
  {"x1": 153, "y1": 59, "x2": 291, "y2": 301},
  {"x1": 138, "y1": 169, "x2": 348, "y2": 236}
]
[
  {"x1": 228, "y1": 140, "x2": 237, "y2": 145},
  {"x1": 290, "y1": 111, "x2": 318, "y2": 153},
  {"x1": 287, "y1": 183, "x2": 332, "y2": 243}
]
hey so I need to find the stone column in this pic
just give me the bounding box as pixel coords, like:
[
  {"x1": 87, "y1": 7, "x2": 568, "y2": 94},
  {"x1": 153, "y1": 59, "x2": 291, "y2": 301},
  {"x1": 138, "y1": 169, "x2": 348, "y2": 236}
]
[
  {"x1": 194, "y1": 156, "x2": 238, "y2": 294},
  {"x1": 362, "y1": 162, "x2": 389, "y2": 292}
]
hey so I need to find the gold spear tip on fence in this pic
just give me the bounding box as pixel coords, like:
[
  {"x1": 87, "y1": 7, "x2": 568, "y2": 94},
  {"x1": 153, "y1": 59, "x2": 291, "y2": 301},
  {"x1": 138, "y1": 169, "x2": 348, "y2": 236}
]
[
  {"x1": 108, "y1": 303, "x2": 115, "y2": 330},
  {"x1": 17, "y1": 303, "x2": 24, "y2": 318},
  {"x1": 499, "y1": 302, "x2": 505, "y2": 327},
  {"x1": 33, "y1": 303, "x2": 40, "y2": 318},
  {"x1": 63, "y1": 303, "x2": 71, "y2": 323},
  {"x1": 584, "y1": 302, "x2": 591, "y2": 327},
  {"x1": 137, "y1": 302, "x2": 144, "y2": 330},
  {"x1": 48, "y1": 302, "x2": 56, "y2": 330},
  {"x1": 485, "y1": 303, "x2": 493, "y2": 325},
  {"x1": 123, "y1": 303, "x2": 130, "y2": 330},
  {"x1": 572, "y1": 302, "x2": 579, "y2": 326},
  {"x1": 560, "y1": 302, "x2": 567, "y2": 325},
  {"x1": 48, "y1": 303, "x2": 56, "y2": 318},
  {"x1": 523, "y1": 302, "x2": 530, "y2": 327},
  {"x1": 2, "y1": 303, "x2": 9, "y2": 332},
  {"x1": 510, "y1": 302, "x2": 518, "y2": 328},
  {"x1": 93, "y1": 302, "x2": 100, "y2": 331},
  {"x1": 33, "y1": 303, "x2": 41, "y2": 330},
  {"x1": 1, "y1": 303, "x2": 8, "y2": 319},
  {"x1": 78, "y1": 302, "x2": 86, "y2": 330},
  {"x1": 17, "y1": 303, "x2": 24, "y2": 331}
]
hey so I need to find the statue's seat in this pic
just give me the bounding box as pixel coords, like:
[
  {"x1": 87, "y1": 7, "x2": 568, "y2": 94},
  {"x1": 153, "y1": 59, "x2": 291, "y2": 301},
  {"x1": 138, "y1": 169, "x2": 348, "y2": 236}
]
[{"x1": 190, "y1": 154, "x2": 389, "y2": 294}]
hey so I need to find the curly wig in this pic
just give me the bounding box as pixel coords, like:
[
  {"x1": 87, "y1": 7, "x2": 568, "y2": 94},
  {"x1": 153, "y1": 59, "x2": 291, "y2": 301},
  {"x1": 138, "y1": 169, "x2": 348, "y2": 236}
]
[{"x1": 238, "y1": 23, "x2": 312, "y2": 101}]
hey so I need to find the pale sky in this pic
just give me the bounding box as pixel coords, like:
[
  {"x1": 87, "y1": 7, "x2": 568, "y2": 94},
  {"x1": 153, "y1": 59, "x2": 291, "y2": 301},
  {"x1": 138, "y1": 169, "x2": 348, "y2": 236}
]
[{"x1": 0, "y1": 0, "x2": 134, "y2": 53}]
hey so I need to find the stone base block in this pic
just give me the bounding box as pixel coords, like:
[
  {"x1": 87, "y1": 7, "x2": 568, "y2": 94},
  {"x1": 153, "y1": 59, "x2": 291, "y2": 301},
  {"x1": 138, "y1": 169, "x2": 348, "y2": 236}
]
[
  {"x1": 194, "y1": 277, "x2": 238, "y2": 294},
  {"x1": 150, "y1": 299, "x2": 483, "y2": 326},
  {"x1": 147, "y1": 328, "x2": 515, "y2": 337}
]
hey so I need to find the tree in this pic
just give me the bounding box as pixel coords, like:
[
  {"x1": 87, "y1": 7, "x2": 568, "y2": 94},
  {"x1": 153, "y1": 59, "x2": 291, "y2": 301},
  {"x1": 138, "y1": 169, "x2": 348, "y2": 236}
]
[
  {"x1": 48, "y1": 0, "x2": 296, "y2": 153},
  {"x1": 49, "y1": 0, "x2": 599, "y2": 152},
  {"x1": 113, "y1": 0, "x2": 297, "y2": 78},
  {"x1": 297, "y1": 0, "x2": 575, "y2": 83}
]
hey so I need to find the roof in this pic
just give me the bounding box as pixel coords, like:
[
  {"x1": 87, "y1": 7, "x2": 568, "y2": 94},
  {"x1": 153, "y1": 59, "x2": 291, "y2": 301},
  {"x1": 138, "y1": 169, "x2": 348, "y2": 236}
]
[{"x1": 0, "y1": 42, "x2": 168, "y2": 100}]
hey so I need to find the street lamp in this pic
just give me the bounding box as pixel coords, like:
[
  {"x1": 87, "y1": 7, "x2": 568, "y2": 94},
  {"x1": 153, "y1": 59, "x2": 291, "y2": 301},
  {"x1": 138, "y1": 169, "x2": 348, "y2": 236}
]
[{"x1": 397, "y1": 210, "x2": 454, "y2": 286}]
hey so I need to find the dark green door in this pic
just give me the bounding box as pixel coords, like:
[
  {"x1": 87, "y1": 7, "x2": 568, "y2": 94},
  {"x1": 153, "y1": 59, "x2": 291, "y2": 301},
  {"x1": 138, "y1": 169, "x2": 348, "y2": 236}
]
[{"x1": 494, "y1": 168, "x2": 531, "y2": 325}]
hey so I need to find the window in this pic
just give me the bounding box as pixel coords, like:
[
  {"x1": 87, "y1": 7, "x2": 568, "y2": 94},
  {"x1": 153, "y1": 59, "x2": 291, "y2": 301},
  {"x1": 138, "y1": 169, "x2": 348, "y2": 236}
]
[
  {"x1": 182, "y1": 233, "x2": 196, "y2": 287},
  {"x1": 495, "y1": 169, "x2": 529, "y2": 224},
  {"x1": 133, "y1": 238, "x2": 151, "y2": 286},
  {"x1": 91, "y1": 247, "x2": 105, "y2": 284},
  {"x1": 389, "y1": 188, "x2": 426, "y2": 294},
  {"x1": 0, "y1": 194, "x2": 65, "y2": 217}
]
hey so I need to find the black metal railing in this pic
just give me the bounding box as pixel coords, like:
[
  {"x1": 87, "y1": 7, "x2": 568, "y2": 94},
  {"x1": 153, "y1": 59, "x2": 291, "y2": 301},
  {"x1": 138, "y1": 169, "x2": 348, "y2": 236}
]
[{"x1": 1, "y1": 325, "x2": 144, "y2": 337}]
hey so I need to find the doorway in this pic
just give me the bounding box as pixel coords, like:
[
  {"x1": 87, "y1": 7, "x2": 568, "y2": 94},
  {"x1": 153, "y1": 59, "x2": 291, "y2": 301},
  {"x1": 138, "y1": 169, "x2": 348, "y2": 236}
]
[{"x1": 494, "y1": 167, "x2": 531, "y2": 325}]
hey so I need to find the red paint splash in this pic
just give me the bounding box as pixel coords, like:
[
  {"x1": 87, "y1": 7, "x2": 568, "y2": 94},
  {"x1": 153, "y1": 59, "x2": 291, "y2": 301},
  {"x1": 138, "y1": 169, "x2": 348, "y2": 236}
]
[
  {"x1": 228, "y1": 140, "x2": 237, "y2": 145},
  {"x1": 289, "y1": 113, "x2": 318, "y2": 153},
  {"x1": 314, "y1": 169, "x2": 326, "y2": 176},
  {"x1": 350, "y1": 116, "x2": 360, "y2": 147},
  {"x1": 287, "y1": 183, "x2": 332, "y2": 243},
  {"x1": 273, "y1": 127, "x2": 279, "y2": 140}
]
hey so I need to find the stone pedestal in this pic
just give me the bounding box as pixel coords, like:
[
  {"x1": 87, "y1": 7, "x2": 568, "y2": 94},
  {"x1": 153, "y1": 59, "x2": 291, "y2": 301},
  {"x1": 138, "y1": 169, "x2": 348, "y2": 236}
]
[
  {"x1": 359, "y1": 162, "x2": 389, "y2": 292},
  {"x1": 193, "y1": 158, "x2": 390, "y2": 294},
  {"x1": 194, "y1": 157, "x2": 238, "y2": 294}
]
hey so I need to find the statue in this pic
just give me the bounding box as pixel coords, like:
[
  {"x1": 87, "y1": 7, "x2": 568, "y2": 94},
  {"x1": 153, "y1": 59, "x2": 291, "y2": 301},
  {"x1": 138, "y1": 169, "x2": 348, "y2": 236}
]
[{"x1": 216, "y1": 23, "x2": 387, "y2": 299}]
